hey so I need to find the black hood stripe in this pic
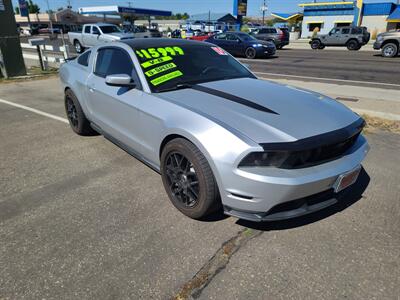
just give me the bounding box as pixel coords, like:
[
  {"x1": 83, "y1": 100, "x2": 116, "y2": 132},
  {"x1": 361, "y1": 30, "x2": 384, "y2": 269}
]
[{"x1": 192, "y1": 85, "x2": 279, "y2": 115}]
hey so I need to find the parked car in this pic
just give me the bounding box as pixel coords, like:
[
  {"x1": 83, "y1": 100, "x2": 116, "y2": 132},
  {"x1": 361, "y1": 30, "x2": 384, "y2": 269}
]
[
  {"x1": 38, "y1": 27, "x2": 61, "y2": 34},
  {"x1": 59, "y1": 39, "x2": 369, "y2": 221},
  {"x1": 250, "y1": 27, "x2": 290, "y2": 49},
  {"x1": 188, "y1": 31, "x2": 212, "y2": 42},
  {"x1": 130, "y1": 25, "x2": 163, "y2": 38},
  {"x1": 205, "y1": 32, "x2": 276, "y2": 58},
  {"x1": 373, "y1": 30, "x2": 400, "y2": 58},
  {"x1": 68, "y1": 23, "x2": 134, "y2": 53},
  {"x1": 310, "y1": 26, "x2": 370, "y2": 50}
]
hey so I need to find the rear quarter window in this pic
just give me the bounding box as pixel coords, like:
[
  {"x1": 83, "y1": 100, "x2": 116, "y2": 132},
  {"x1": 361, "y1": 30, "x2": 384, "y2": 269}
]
[
  {"x1": 77, "y1": 51, "x2": 91, "y2": 67},
  {"x1": 351, "y1": 28, "x2": 362, "y2": 34}
]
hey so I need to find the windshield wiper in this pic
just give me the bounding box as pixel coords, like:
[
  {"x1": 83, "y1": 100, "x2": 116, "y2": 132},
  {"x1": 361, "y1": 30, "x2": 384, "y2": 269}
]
[{"x1": 157, "y1": 83, "x2": 193, "y2": 93}]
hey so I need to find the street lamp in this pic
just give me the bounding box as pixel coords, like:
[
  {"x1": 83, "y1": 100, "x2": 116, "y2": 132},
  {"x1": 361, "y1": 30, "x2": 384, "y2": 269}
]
[{"x1": 260, "y1": 0, "x2": 268, "y2": 25}]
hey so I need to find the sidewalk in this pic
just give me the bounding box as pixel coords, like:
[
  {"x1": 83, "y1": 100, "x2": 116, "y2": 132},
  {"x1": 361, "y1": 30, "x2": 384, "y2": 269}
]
[{"x1": 261, "y1": 77, "x2": 400, "y2": 121}]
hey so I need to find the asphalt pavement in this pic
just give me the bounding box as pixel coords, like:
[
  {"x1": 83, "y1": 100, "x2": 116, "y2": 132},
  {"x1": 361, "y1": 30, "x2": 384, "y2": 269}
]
[
  {"x1": 0, "y1": 78, "x2": 399, "y2": 299},
  {"x1": 241, "y1": 49, "x2": 400, "y2": 88}
]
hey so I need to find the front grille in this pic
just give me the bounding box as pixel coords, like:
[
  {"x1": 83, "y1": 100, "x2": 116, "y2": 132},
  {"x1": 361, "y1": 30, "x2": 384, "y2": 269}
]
[{"x1": 281, "y1": 132, "x2": 360, "y2": 169}]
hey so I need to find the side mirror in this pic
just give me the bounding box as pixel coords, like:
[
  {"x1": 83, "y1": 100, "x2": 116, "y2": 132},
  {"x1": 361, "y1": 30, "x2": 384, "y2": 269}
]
[{"x1": 105, "y1": 74, "x2": 136, "y2": 88}]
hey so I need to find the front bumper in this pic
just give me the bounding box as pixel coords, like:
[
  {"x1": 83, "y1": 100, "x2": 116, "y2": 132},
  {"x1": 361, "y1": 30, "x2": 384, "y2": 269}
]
[
  {"x1": 258, "y1": 47, "x2": 276, "y2": 56},
  {"x1": 220, "y1": 135, "x2": 369, "y2": 221},
  {"x1": 373, "y1": 41, "x2": 382, "y2": 50}
]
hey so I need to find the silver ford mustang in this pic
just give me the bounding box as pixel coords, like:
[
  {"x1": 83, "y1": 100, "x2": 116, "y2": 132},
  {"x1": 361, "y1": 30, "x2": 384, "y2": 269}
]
[{"x1": 59, "y1": 39, "x2": 369, "y2": 222}]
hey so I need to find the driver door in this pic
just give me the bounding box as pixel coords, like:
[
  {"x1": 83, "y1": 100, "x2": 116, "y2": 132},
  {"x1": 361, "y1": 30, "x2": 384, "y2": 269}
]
[
  {"x1": 86, "y1": 46, "x2": 145, "y2": 154},
  {"x1": 325, "y1": 28, "x2": 341, "y2": 45},
  {"x1": 225, "y1": 33, "x2": 242, "y2": 55}
]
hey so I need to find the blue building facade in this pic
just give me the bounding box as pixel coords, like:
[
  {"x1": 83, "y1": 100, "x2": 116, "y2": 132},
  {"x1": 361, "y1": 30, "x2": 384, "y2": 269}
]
[{"x1": 300, "y1": 1, "x2": 400, "y2": 38}]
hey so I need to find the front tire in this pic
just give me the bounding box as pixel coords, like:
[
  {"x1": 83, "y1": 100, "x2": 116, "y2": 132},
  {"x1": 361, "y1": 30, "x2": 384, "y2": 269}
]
[
  {"x1": 74, "y1": 40, "x2": 84, "y2": 54},
  {"x1": 161, "y1": 138, "x2": 221, "y2": 219},
  {"x1": 311, "y1": 39, "x2": 321, "y2": 50},
  {"x1": 382, "y1": 43, "x2": 398, "y2": 58},
  {"x1": 65, "y1": 89, "x2": 96, "y2": 136},
  {"x1": 245, "y1": 47, "x2": 257, "y2": 59}
]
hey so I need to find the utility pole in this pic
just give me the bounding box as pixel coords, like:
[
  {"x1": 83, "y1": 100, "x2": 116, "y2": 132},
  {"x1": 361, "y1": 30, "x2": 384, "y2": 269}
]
[
  {"x1": 45, "y1": 0, "x2": 53, "y2": 32},
  {"x1": 0, "y1": 0, "x2": 26, "y2": 77},
  {"x1": 260, "y1": 0, "x2": 268, "y2": 25}
]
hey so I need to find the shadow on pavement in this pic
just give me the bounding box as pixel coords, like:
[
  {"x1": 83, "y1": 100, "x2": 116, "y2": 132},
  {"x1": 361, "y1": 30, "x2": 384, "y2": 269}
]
[{"x1": 236, "y1": 167, "x2": 370, "y2": 231}]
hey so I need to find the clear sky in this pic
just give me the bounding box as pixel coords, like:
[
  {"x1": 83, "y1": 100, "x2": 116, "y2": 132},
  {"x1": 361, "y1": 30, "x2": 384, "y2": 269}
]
[{"x1": 16, "y1": 0, "x2": 399, "y2": 17}]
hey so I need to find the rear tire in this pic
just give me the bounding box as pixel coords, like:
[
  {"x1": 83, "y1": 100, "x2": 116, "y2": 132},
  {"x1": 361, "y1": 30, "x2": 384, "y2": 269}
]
[
  {"x1": 346, "y1": 40, "x2": 359, "y2": 51},
  {"x1": 311, "y1": 39, "x2": 321, "y2": 50},
  {"x1": 382, "y1": 43, "x2": 398, "y2": 58},
  {"x1": 65, "y1": 89, "x2": 96, "y2": 136},
  {"x1": 245, "y1": 47, "x2": 257, "y2": 59},
  {"x1": 160, "y1": 138, "x2": 221, "y2": 220},
  {"x1": 74, "y1": 40, "x2": 84, "y2": 54}
]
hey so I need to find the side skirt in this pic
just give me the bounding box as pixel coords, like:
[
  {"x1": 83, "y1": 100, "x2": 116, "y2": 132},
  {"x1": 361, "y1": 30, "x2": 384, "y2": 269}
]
[{"x1": 90, "y1": 122, "x2": 161, "y2": 174}]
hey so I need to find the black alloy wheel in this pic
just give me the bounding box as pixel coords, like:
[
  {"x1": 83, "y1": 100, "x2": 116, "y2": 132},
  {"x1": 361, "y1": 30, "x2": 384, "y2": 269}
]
[
  {"x1": 161, "y1": 138, "x2": 221, "y2": 219},
  {"x1": 66, "y1": 96, "x2": 79, "y2": 130},
  {"x1": 245, "y1": 47, "x2": 257, "y2": 59},
  {"x1": 347, "y1": 40, "x2": 359, "y2": 51},
  {"x1": 64, "y1": 89, "x2": 97, "y2": 136},
  {"x1": 311, "y1": 39, "x2": 321, "y2": 50},
  {"x1": 164, "y1": 152, "x2": 200, "y2": 208}
]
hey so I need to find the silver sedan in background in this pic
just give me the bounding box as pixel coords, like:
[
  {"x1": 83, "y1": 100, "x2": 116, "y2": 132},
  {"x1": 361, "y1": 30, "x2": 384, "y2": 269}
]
[{"x1": 59, "y1": 39, "x2": 369, "y2": 222}]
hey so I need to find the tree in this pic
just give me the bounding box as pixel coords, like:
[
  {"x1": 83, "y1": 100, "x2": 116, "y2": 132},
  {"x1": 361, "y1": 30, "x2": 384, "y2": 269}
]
[
  {"x1": 57, "y1": 7, "x2": 64, "y2": 11},
  {"x1": 28, "y1": 0, "x2": 40, "y2": 14},
  {"x1": 15, "y1": 5, "x2": 20, "y2": 14}
]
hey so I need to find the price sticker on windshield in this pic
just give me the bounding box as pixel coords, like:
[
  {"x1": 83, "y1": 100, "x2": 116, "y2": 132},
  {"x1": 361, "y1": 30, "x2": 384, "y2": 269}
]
[{"x1": 136, "y1": 46, "x2": 185, "y2": 60}]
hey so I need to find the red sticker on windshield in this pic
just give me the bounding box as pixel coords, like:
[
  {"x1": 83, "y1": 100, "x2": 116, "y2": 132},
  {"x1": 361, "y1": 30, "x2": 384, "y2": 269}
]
[{"x1": 211, "y1": 47, "x2": 227, "y2": 55}]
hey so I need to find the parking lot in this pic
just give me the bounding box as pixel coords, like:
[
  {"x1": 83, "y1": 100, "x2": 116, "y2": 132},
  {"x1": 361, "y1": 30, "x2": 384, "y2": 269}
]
[{"x1": 0, "y1": 76, "x2": 399, "y2": 299}]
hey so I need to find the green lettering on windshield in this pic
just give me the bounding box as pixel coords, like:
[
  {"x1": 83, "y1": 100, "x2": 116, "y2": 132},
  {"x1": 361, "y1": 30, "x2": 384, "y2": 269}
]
[
  {"x1": 145, "y1": 63, "x2": 177, "y2": 77},
  {"x1": 150, "y1": 70, "x2": 183, "y2": 86},
  {"x1": 141, "y1": 56, "x2": 173, "y2": 68}
]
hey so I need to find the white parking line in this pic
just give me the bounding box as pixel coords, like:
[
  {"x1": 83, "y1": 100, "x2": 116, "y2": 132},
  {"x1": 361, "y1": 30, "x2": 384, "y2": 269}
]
[
  {"x1": 254, "y1": 72, "x2": 400, "y2": 88},
  {"x1": 0, "y1": 98, "x2": 69, "y2": 124}
]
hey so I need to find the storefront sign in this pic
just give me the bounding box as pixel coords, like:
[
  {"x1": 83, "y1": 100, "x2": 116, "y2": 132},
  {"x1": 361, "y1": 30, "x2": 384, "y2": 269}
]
[
  {"x1": 234, "y1": 0, "x2": 248, "y2": 16},
  {"x1": 18, "y1": 0, "x2": 29, "y2": 17}
]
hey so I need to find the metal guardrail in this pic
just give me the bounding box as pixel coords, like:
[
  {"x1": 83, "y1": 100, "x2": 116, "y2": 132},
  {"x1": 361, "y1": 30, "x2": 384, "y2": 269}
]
[{"x1": 20, "y1": 41, "x2": 72, "y2": 67}]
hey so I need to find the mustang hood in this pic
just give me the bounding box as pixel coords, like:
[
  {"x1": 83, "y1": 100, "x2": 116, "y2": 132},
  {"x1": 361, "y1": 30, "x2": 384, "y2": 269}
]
[{"x1": 159, "y1": 78, "x2": 361, "y2": 144}]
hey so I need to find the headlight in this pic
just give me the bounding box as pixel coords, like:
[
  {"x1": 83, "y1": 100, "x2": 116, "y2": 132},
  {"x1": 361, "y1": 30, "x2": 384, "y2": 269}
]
[
  {"x1": 238, "y1": 151, "x2": 290, "y2": 167},
  {"x1": 252, "y1": 43, "x2": 263, "y2": 47},
  {"x1": 377, "y1": 35, "x2": 383, "y2": 42}
]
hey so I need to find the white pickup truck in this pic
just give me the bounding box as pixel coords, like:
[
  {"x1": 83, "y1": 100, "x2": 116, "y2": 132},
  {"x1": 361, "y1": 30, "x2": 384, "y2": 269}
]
[{"x1": 68, "y1": 23, "x2": 134, "y2": 53}]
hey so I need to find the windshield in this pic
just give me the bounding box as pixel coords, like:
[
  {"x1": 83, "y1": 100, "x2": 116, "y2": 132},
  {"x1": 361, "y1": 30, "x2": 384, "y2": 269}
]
[
  {"x1": 237, "y1": 33, "x2": 257, "y2": 42},
  {"x1": 100, "y1": 25, "x2": 122, "y2": 34},
  {"x1": 133, "y1": 43, "x2": 255, "y2": 93}
]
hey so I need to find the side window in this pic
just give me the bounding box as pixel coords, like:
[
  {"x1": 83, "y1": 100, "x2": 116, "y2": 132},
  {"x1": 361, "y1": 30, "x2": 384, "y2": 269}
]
[
  {"x1": 84, "y1": 26, "x2": 90, "y2": 34},
  {"x1": 259, "y1": 29, "x2": 267, "y2": 34},
  {"x1": 341, "y1": 28, "x2": 350, "y2": 34},
  {"x1": 92, "y1": 26, "x2": 100, "y2": 35},
  {"x1": 330, "y1": 28, "x2": 340, "y2": 34},
  {"x1": 77, "y1": 50, "x2": 91, "y2": 67},
  {"x1": 215, "y1": 33, "x2": 227, "y2": 40},
  {"x1": 351, "y1": 28, "x2": 362, "y2": 34},
  {"x1": 226, "y1": 34, "x2": 238, "y2": 41},
  {"x1": 94, "y1": 48, "x2": 133, "y2": 78}
]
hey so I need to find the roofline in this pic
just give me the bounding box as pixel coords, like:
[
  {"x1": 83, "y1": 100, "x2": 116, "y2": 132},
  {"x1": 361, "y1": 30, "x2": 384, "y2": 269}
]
[
  {"x1": 299, "y1": 2, "x2": 353, "y2": 7},
  {"x1": 270, "y1": 13, "x2": 302, "y2": 20}
]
